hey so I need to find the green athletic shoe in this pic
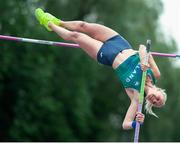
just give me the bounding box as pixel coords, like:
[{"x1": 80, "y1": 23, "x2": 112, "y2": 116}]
[{"x1": 35, "y1": 8, "x2": 61, "y2": 31}]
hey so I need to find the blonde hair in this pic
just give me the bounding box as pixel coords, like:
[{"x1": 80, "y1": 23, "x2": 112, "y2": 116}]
[{"x1": 144, "y1": 87, "x2": 167, "y2": 118}]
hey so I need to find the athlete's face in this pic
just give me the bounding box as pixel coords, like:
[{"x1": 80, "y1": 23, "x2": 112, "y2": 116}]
[{"x1": 146, "y1": 86, "x2": 165, "y2": 107}]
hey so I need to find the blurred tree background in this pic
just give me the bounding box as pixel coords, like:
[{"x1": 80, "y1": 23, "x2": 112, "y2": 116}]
[{"x1": 0, "y1": 0, "x2": 180, "y2": 142}]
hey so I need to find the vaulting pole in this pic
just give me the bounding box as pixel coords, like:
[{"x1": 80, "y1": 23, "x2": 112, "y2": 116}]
[{"x1": 134, "y1": 40, "x2": 151, "y2": 143}]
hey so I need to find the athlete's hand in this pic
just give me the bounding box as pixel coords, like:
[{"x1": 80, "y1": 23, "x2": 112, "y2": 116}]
[
  {"x1": 135, "y1": 112, "x2": 145, "y2": 124},
  {"x1": 141, "y1": 63, "x2": 149, "y2": 71}
]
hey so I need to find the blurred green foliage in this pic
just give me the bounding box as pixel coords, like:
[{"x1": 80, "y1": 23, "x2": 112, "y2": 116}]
[{"x1": 0, "y1": 0, "x2": 180, "y2": 142}]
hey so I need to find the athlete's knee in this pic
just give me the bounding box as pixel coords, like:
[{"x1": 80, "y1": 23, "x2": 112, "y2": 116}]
[
  {"x1": 78, "y1": 21, "x2": 90, "y2": 30},
  {"x1": 67, "y1": 31, "x2": 82, "y2": 41}
]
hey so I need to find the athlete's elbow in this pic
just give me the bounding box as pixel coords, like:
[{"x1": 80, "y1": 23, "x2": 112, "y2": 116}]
[
  {"x1": 122, "y1": 122, "x2": 131, "y2": 130},
  {"x1": 155, "y1": 71, "x2": 161, "y2": 79}
]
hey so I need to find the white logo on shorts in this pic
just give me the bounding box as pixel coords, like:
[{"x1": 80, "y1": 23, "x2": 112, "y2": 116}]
[{"x1": 100, "y1": 52, "x2": 103, "y2": 58}]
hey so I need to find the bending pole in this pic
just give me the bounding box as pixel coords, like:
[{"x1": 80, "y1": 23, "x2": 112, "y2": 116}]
[
  {"x1": 134, "y1": 40, "x2": 152, "y2": 143},
  {"x1": 0, "y1": 34, "x2": 180, "y2": 58}
]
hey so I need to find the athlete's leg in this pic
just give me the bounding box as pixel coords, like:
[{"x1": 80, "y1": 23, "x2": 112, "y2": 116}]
[
  {"x1": 60, "y1": 21, "x2": 119, "y2": 42},
  {"x1": 35, "y1": 8, "x2": 118, "y2": 42},
  {"x1": 49, "y1": 23, "x2": 103, "y2": 60}
]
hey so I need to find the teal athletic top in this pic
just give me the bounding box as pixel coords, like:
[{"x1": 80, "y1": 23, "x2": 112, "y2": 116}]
[{"x1": 115, "y1": 53, "x2": 156, "y2": 92}]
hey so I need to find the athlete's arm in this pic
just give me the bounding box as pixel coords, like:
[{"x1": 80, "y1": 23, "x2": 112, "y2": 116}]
[
  {"x1": 138, "y1": 45, "x2": 161, "y2": 79},
  {"x1": 122, "y1": 89, "x2": 145, "y2": 130},
  {"x1": 148, "y1": 54, "x2": 161, "y2": 79}
]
